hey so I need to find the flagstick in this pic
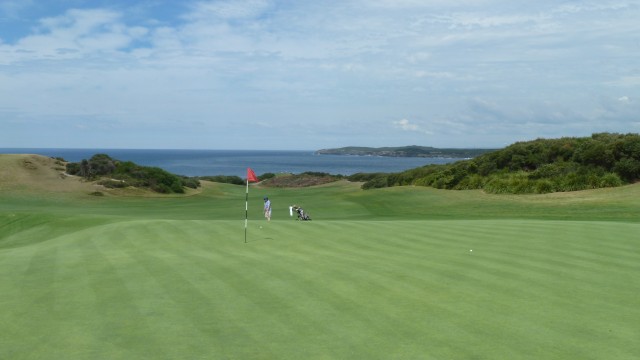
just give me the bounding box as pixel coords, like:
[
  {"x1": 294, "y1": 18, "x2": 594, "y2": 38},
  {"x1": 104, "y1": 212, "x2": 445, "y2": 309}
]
[{"x1": 244, "y1": 178, "x2": 249, "y2": 243}]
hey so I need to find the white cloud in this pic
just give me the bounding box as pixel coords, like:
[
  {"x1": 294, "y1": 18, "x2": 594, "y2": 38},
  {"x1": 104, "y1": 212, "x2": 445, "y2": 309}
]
[
  {"x1": 553, "y1": 2, "x2": 634, "y2": 14},
  {"x1": 439, "y1": 12, "x2": 547, "y2": 30},
  {"x1": 0, "y1": 9, "x2": 147, "y2": 64},
  {"x1": 394, "y1": 119, "x2": 418, "y2": 131},
  {"x1": 393, "y1": 119, "x2": 433, "y2": 135},
  {"x1": 185, "y1": 0, "x2": 271, "y2": 21},
  {"x1": 365, "y1": 0, "x2": 496, "y2": 9},
  {"x1": 1, "y1": 1, "x2": 640, "y2": 149}
]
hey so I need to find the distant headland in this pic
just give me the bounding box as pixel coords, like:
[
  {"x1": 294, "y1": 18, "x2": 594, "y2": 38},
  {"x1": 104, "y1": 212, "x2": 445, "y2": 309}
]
[{"x1": 315, "y1": 145, "x2": 497, "y2": 158}]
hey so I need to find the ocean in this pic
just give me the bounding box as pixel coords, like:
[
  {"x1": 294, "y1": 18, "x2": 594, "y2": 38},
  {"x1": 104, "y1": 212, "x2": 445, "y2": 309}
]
[{"x1": 0, "y1": 148, "x2": 463, "y2": 177}]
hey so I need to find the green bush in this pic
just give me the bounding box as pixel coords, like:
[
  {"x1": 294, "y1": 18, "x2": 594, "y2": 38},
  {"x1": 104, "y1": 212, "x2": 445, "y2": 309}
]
[
  {"x1": 361, "y1": 176, "x2": 389, "y2": 189},
  {"x1": 484, "y1": 178, "x2": 511, "y2": 194},
  {"x1": 600, "y1": 173, "x2": 622, "y2": 188},
  {"x1": 535, "y1": 180, "x2": 555, "y2": 194},
  {"x1": 67, "y1": 155, "x2": 188, "y2": 194},
  {"x1": 349, "y1": 172, "x2": 388, "y2": 182},
  {"x1": 302, "y1": 171, "x2": 342, "y2": 178},
  {"x1": 181, "y1": 177, "x2": 201, "y2": 189},
  {"x1": 98, "y1": 179, "x2": 129, "y2": 188},
  {"x1": 456, "y1": 174, "x2": 485, "y2": 190},
  {"x1": 198, "y1": 176, "x2": 244, "y2": 185},
  {"x1": 558, "y1": 173, "x2": 590, "y2": 192},
  {"x1": 259, "y1": 173, "x2": 276, "y2": 181},
  {"x1": 358, "y1": 133, "x2": 640, "y2": 194},
  {"x1": 66, "y1": 162, "x2": 80, "y2": 175},
  {"x1": 614, "y1": 157, "x2": 640, "y2": 182}
]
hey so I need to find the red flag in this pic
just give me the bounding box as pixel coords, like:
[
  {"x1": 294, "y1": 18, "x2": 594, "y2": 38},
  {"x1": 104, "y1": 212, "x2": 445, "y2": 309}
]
[{"x1": 247, "y1": 168, "x2": 258, "y2": 182}]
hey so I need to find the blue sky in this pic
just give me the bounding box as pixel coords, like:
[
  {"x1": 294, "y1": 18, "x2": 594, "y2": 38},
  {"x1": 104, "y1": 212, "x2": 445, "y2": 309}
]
[{"x1": 1, "y1": 0, "x2": 639, "y2": 150}]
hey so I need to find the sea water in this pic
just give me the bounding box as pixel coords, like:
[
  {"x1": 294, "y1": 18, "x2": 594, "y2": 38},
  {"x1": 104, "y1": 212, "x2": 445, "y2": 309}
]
[{"x1": 0, "y1": 148, "x2": 463, "y2": 177}]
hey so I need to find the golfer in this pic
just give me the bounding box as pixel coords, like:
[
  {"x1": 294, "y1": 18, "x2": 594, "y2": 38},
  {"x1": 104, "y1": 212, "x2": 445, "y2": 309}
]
[{"x1": 264, "y1": 197, "x2": 272, "y2": 221}]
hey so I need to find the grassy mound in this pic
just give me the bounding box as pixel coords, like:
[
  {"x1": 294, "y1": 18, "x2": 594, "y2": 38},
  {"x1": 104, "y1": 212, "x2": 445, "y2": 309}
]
[
  {"x1": 0, "y1": 154, "x2": 93, "y2": 194},
  {"x1": 0, "y1": 154, "x2": 201, "y2": 197}
]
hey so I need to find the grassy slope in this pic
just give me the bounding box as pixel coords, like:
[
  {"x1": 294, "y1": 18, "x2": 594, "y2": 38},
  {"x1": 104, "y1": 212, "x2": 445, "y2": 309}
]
[
  {"x1": 0, "y1": 154, "x2": 90, "y2": 194},
  {"x1": 1, "y1": 155, "x2": 640, "y2": 359}
]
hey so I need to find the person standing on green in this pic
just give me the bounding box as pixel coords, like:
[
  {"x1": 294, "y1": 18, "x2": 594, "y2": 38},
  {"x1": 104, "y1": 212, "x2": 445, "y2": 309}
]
[{"x1": 263, "y1": 197, "x2": 272, "y2": 221}]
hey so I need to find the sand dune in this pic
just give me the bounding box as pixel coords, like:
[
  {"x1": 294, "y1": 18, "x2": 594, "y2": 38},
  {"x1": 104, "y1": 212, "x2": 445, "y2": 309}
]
[{"x1": 0, "y1": 154, "x2": 96, "y2": 193}]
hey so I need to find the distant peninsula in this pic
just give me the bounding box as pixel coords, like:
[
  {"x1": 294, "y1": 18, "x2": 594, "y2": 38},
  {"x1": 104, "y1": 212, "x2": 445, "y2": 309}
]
[{"x1": 315, "y1": 145, "x2": 497, "y2": 158}]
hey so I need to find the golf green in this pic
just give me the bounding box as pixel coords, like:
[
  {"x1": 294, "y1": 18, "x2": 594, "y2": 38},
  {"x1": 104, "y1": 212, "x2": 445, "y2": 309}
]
[{"x1": 2, "y1": 213, "x2": 639, "y2": 359}]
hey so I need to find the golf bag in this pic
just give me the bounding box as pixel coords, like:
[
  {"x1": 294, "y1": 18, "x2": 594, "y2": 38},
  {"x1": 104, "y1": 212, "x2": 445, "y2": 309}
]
[{"x1": 291, "y1": 205, "x2": 311, "y2": 221}]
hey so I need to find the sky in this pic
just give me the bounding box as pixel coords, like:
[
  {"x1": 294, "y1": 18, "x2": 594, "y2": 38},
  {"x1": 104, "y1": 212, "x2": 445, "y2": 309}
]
[{"x1": 1, "y1": 0, "x2": 639, "y2": 150}]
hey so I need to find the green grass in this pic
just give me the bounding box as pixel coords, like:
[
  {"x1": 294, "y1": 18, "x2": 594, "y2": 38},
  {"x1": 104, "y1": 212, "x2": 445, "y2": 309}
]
[{"x1": 1, "y1": 181, "x2": 640, "y2": 359}]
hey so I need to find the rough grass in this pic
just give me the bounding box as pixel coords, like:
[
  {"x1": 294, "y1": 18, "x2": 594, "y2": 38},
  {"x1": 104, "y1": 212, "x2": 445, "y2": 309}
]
[
  {"x1": 0, "y1": 154, "x2": 201, "y2": 198},
  {"x1": 0, "y1": 154, "x2": 91, "y2": 193},
  {"x1": 1, "y1": 154, "x2": 640, "y2": 359}
]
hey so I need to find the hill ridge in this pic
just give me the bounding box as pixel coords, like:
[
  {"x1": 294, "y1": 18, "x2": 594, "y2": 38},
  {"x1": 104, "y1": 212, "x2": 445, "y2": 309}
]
[
  {"x1": 315, "y1": 145, "x2": 496, "y2": 158},
  {"x1": 358, "y1": 133, "x2": 640, "y2": 194}
]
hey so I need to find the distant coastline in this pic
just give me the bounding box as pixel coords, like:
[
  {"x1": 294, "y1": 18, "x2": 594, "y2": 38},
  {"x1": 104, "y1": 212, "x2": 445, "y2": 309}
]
[
  {"x1": 0, "y1": 148, "x2": 463, "y2": 177},
  {"x1": 315, "y1": 145, "x2": 497, "y2": 158}
]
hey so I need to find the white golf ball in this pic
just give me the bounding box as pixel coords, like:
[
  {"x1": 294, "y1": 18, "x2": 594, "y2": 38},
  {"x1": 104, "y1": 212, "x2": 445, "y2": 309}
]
[{"x1": 470, "y1": 249, "x2": 473, "y2": 252}]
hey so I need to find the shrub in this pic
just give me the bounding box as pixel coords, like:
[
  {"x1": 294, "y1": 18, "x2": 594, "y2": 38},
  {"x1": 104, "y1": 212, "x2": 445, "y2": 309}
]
[
  {"x1": 88, "y1": 154, "x2": 117, "y2": 175},
  {"x1": 348, "y1": 172, "x2": 379, "y2": 182},
  {"x1": 67, "y1": 155, "x2": 187, "y2": 194},
  {"x1": 98, "y1": 179, "x2": 128, "y2": 188},
  {"x1": 361, "y1": 176, "x2": 389, "y2": 189},
  {"x1": 170, "y1": 180, "x2": 185, "y2": 193},
  {"x1": 302, "y1": 171, "x2": 339, "y2": 177},
  {"x1": 181, "y1": 177, "x2": 201, "y2": 189},
  {"x1": 600, "y1": 173, "x2": 622, "y2": 188},
  {"x1": 535, "y1": 180, "x2": 555, "y2": 194},
  {"x1": 153, "y1": 183, "x2": 172, "y2": 194},
  {"x1": 573, "y1": 139, "x2": 615, "y2": 169},
  {"x1": 259, "y1": 173, "x2": 276, "y2": 181},
  {"x1": 355, "y1": 132, "x2": 638, "y2": 193},
  {"x1": 613, "y1": 157, "x2": 640, "y2": 182},
  {"x1": 483, "y1": 178, "x2": 511, "y2": 194},
  {"x1": 456, "y1": 174, "x2": 485, "y2": 190},
  {"x1": 510, "y1": 174, "x2": 535, "y2": 194},
  {"x1": 558, "y1": 173, "x2": 590, "y2": 192},
  {"x1": 66, "y1": 162, "x2": 80, "y2": 175},
  {"x1": 198, "y1": 176, "x2": 244, "y2": 185}
]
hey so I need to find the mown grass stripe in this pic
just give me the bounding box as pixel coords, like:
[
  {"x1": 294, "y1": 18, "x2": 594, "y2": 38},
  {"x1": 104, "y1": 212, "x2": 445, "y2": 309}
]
[
  {"x1": 241, "y1": 254, "x2": 426, "y2": 355},
  {"x1": 5, "y1": 238, "x2": 61, "y2": 360},
  {"x1": 116, "y1": 221, "x2": 246, "y2": 358},
  {"x1": 123, "y1": 221, "x2": 283, "y2": 359},
  {"x1": 85, "y1": 227, "x2": 182, "y2": 360},
  {"x1": 247, "y1": 222, "x2": 530, "y2": 356},
  {"x1": 196, "y1": 223, "x2": 382, "y2": 358},
  {"x1": 2, "y1": 212, "x2": 639, "y2": 359}
]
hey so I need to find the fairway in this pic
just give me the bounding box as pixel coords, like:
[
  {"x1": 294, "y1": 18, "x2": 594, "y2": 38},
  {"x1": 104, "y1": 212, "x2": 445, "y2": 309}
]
[{"x1": 1, "y1": 165, "x2": 640, "y2": 359}]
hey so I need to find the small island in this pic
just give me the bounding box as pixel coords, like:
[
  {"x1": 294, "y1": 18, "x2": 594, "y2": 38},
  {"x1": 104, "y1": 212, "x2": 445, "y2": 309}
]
[{"x1": 315, "y1": 145, "x2": 496, "y2": 158}]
